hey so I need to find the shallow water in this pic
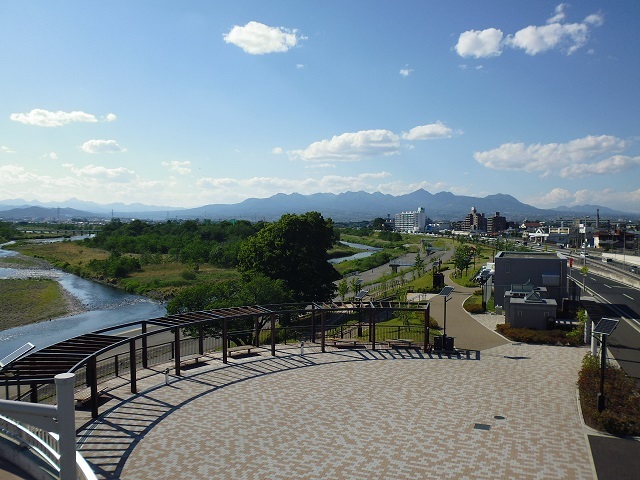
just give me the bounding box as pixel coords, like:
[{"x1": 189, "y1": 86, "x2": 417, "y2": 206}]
[{"x1": 0, "y1": 243, "x2": 166, "y2": 359}]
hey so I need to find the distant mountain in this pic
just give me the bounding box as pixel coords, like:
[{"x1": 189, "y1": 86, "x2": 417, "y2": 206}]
[
  {"x1": 552, "y1": 204, "x2": 622, "y2": 216},
  {"x1": 0, "y1": 205, "x2": 107, "y2": 221},
  {"x1": 1, "y1": 190, "x2": 636, "y2": 223},
  {"x1": 0, "y1": 198, "x2": 183, "y2": 214},
  {"x1": 137, "y1": 189, "x2": 632, "y2": 222}
]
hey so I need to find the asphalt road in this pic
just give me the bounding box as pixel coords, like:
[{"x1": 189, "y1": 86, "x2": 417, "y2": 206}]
[{"x1": 570, "y1": 268, "x2": 640, "y2": 382}]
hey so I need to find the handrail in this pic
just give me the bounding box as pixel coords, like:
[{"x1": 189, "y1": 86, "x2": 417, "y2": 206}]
[{"x1": 0, "y1": 373, "x2": 97, "y2": 480}]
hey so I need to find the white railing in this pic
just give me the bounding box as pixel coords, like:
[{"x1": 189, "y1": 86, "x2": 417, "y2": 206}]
[{"x1": 0, "y1": 373, "x2": 97, "y2": 480}]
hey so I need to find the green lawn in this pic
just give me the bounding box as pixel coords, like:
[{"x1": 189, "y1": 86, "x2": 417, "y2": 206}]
[{"x1": 0, "y1": 278, "x2": 74, "y2": 330}]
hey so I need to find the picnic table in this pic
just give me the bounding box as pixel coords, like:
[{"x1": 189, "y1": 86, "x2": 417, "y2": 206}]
[{"x1": 385, "y1": 338, "x2": 416, "y2": 348}]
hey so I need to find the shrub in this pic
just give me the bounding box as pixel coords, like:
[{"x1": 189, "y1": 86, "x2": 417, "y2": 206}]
[
  {"x1": 577, "y1": 354, "x2": 640, "y2": 435},
  {"x1": 181, "y1": 270, "x2": 197, "y2": 281},
  {"x1": 496, "y1": 324, "x2": 580, "y2": 346}
]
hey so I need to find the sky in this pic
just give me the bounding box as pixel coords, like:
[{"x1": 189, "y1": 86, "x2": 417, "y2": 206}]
[{"x1": 1, "y1": 1, "x2": 640, "y2": 214}]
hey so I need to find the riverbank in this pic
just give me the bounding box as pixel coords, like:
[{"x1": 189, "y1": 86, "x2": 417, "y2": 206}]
[{"x1": 0, "y1": 253, "x2": 87, "y2": 330}]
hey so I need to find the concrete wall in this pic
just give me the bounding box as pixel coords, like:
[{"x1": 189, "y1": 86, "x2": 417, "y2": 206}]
[
  {"x1": 494, "y1": 251, "x2": 568, "y2": 308},
  {"x1": 504, "y1": 295, "x2": 557, "y2": 329}
]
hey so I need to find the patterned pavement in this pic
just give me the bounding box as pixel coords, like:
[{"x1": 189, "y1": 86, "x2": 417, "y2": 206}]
[{"x1": 76, "y1": 342, "x2": 596, "y2": 480}]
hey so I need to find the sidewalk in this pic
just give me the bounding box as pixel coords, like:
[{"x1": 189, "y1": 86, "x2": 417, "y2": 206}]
[{"x1": 76, "y1": 343, "x2": 595, "y2": 480}]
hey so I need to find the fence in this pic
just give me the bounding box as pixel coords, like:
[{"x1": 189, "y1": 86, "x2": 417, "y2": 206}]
[{"x1": 0, "y1": 373, "x2": 97, "y2": 480}]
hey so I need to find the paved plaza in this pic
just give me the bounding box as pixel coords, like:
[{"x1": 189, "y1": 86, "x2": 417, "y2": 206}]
[{"x1": 76, "y1": 341, "x2": 597, "y2": 480}]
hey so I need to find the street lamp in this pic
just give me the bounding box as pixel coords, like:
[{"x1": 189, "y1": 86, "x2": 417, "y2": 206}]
[
  {"x1": 438, "y1": 286, "x2": 454, "y2": 339},
  {"x1": 592, "y1": 318, "x2": 620, "y2": 412},
  {"x1": 581, "y1": 216, "x2": 590, "y2": 266}
]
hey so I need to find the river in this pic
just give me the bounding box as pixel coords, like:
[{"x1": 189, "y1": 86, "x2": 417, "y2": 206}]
[
  {"x1": 328, "y1": 241, "x2": 382, "y2": 264},
  {"x1": 0, "y1": 243, "x2": 166, "y2": 359}
]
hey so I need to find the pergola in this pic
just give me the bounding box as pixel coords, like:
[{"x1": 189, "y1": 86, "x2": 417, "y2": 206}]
[{"x1": 0, "y1": 301, "x2": 430, "y2": 418}]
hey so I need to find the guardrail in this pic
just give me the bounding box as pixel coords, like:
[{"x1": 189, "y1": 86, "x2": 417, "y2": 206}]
[{"x1": 0, "y1": 373, "x2": 97, "y2": 480}]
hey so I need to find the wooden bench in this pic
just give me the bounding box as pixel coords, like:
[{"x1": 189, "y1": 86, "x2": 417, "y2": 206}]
[
  {"x1": 385, "y1": 339, "x2": 416, "y2": 349},
  {"x1": 227, "y1": 345, "x2": 256, "y2": 357},
  {"x1": 325, "y1": 338, "x2": 366, "y2": 348}
]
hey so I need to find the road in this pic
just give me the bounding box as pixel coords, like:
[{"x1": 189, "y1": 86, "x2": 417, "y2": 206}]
[{"x1": 570, "y1": 268, "x2": 640, "y2": 382}]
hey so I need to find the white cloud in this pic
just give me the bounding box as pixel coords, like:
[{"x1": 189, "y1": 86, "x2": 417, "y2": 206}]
[
  {"x1": 289, "y1": 129, "x2": 401, "y2": 162},
  {"x1": 81, "y1": 139, "x2": 127, "y2": 154},
  {"x1": 65, "y1": 164, "x2": 136, "y2": 182},
  {"x1": 223, "y1": 21, "x2": 303, "y2": 55},
  {"x1": 402, "y1": 122, "x2": 456, "y2": 140},
  {"x1": 40, "y1": 152, "x2": 58, "y2": 160},
  {"x1": 272, "y1": 147, "x2": 284, "y2": 154},
  {"x1": 1, "y1": 146, "x2": 16, "y2": 154},
  {"x1": 507, "y1": 22, "x2": 589, "y2": 55},
  {"x1": 296, "y1": 64, "x2": 305, "y2": 69},
  {"x1": 533, "y1": 187, "x2": 640, "y2": 212},
  {"x1": 197, "y1": 172, "x2": 396, "y2": 199},
  {"x1": 455, "y1": 28, "x2": 504, "y2": 58},
  {"x1": 104, "y1": 113, "x2": 117, "y2": 122},
  {"x1": 537, "y1": 187, "x2": 572, "y2": 206},
  {"x1": 558, "y1": 155, "x2": 640, "y2": 178},
  {"x1": 10, "y1": 109, "x2": 99, "y2": 127},
  {"x1": 547, "y1": 3, "x2": 567, "y2": 24},
  {"x1": 399, "y1": 67, "x2": 413, "y2": 77},
  {"x1": 162, "y1": 160, "x2": 191, "y2": 175},
  {"x1": 456, "y1": 4, "x2": 603, "y2": 58},
  {"x1": 474, "y1": 135, "x2": 629, "y2": 177},
  {"x1": 584, "y1": 13, "x2": 604, "y2": 27},
  {"x1": 304, "y1": 163, "x2": 335, "y2": 169}
]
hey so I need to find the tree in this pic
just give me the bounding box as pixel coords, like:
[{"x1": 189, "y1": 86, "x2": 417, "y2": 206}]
[
  {"x1": 581, "y1": 266, "x2": 589, "y2": 292},
  {"x1": 237, "y1": 212, "x2": 340, "y2": 302},
  {"x1": 453, "y1": 244, "x2": 473, "y2": 277},
  {"x1": 337, "y1": 278, "x2": 349, "y2": 301},
  {"x1": 168, "y1": 274, "x2": 293, "y2": 345},
  {"x1": 414, "y1": 252, "x2": 425, "y2": 276}
]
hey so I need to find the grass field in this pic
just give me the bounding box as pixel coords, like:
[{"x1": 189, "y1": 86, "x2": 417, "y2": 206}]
[{"x1": 0, "y1": 278, "x2": 77, "y2": 330}]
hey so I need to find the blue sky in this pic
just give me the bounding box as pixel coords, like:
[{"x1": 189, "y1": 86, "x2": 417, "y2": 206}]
[{"x1": 1, "y1": 1, "x2": 639, "y2": 214}]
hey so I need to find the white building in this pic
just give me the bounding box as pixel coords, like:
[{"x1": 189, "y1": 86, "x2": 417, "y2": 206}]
[{"x1": 395, "y1": 207, "x2": 427, "y2": 233}]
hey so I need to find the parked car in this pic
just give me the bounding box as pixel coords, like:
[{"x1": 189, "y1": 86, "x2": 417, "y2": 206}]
[{"x1": 631, "y1": 266, "x2": 638, "y2": 274}]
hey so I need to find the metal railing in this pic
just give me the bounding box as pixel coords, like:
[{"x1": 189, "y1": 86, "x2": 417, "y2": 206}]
[{"x1": 0, "y1": 373, "x2": 97, "y2": 480}]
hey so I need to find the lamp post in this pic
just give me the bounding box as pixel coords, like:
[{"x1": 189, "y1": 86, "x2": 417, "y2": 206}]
[
  {"x1": 438, "y1": 286, "x2": 454, "y2": 339},
  {"x1": 581, "y1": 216, "x2": 590, "y2": 266}
]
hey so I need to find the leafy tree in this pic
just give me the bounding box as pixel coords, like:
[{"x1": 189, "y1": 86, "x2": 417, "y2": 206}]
[
  {"x1": 372, "y1": 217, "x2": 386, "y2": 230},
  {"x1": 414, "y1": 252, "x2": 425, "y2": 276},
  {"x1": 237, "y1": 212, "x2": 340, "y2": 302},
  {"x1": 453, "y1": 244, "x2": 473, "y2": 277},
  {"x1": 168, "y1": 274, "x2": 293, "y2": 345},
  {"x1": 0, "y1": 222, "x2": 24, "y2": 243},
  {"x1": 337, "y1": 278, "x2": 349, "y2": 301},
  {"x1": 349, "y1": 277, "x2": 361, "y2": 297}
]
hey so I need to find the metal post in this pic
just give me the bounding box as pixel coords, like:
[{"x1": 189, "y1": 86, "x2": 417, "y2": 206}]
[
  {"x1": 222, "y1": 318, "x2": 228, "y2": 364},
  {"x1": 591, "y1": 321, "x2": 598, "y2": 356},
  {"x1": 253, "y1": 316, "x2": 259, "y2": 347},
  {"x1": 29, "y1": 382, "x2": 38, "y2": 403},
  {"x1": 54, "y1": 373, "x2": 76, "y2": 480},
  {"x1": 270, "y1": 313, "x2": 276, "y2": 357},
  {"x1": 174, "y1": 327, "x2": 181, "y2": 376},
  {"x1": 311, "y1": 304, "x2": 316, "y2": 343},
  {"x1": 423, "y1": 305, "x2": 430, "y2": 353},
  {"x1": 369, "y1": 310, "x2": 375, "y2": 350},
  {"x1": 443, "y1": 296, "x2": 448, "y2": 339},
  {"x1": 129, "y1": 338, "x2": 137, "y2": 394},
  {"x1": 321, "y1": 311, "x2": 326, "y2": 353},
  {"x1": 142, "y1": 321, "x2": 148, "y2": 369},
  {"x1": 89, "y1": 355, "x2": 99, "y2": 419},
  {"x1": 598, "y1": 334, "x2": 607, "y2": 412},
  {"x1": 198, "y1": 324, "x2": 204, "y2": 354}
]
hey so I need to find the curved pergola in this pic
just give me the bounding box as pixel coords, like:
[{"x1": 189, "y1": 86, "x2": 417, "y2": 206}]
[{"x1": 0, "y1": 301, "x2": 430, "y2": 418}]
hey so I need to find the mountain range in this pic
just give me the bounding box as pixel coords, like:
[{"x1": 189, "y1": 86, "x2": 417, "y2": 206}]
[{"x1": 0, "y1": 190, "x2": 635, "y2": 223}]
